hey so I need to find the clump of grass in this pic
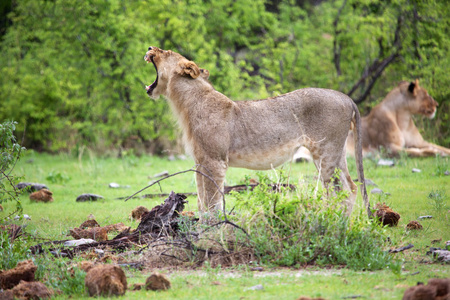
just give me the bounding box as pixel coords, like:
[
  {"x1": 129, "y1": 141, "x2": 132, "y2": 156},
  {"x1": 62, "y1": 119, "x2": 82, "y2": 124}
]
[
  {"x1": 427, "y1": 189, "x2": 448, "y2": 212},
  {"x1": 232, "y1": 171, "x2": 400, "y2": 272}
]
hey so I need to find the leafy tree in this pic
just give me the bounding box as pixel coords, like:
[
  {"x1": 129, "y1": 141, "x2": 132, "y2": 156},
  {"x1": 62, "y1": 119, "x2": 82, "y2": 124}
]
[{"x1": 0, "y1": 0, "x2": 449, "y2": 151}]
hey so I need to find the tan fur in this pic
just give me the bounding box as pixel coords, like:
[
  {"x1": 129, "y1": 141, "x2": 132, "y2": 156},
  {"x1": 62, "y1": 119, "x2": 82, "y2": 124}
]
[
  {"x1": 144, "y1": 46, "x2": 370, "y2": 217},
  {"x1": 347, "y1": 80, "x2": 450, "y2": 157}
]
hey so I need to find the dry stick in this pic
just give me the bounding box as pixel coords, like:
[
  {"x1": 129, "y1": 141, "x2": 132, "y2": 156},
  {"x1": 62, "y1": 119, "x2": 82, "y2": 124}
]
[{"x1": 124, "y1": 165, "x2": 250, "y2": 238}]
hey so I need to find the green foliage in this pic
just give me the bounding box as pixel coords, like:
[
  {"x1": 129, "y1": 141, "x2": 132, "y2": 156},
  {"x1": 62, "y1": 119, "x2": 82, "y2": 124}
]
[
  {"x1": 427, "y1": 188, "x2": 447, "y2": 213},
  {"x1": 35, "y1": 256, "x2": 86, "y2": 295},
  {"x1": 235, "y1": 172, "x2": 398, "y2": 271},
  {"x1": 0, "y1": 120, "x2": 25, "y2": 216},
  {"x1": 0, "y1": 230, "x2": 32, "y2": 270},
  {"x1": 46, "y1": 171, "x2": 71, "y2": 184},
  {"x1": 0, "y1": 0, "x2": 449, "y2": 152}
]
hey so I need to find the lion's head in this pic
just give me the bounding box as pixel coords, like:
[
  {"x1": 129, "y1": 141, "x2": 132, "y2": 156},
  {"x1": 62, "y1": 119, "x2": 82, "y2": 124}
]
[
  {"x1": 401, "y1": 79, "x2": 438, "y2": 119},
  {"x1": 144, "y1": 46, "x2": 201, "y2": 99}
]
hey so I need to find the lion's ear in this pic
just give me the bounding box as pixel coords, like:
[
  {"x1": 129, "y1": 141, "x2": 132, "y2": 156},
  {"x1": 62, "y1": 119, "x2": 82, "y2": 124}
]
[
  {"x1": 176, "y1": 60, "x2": 200, "y2": 79},
  {"x1": 200, "y1": 68, "x2": 210, "y2": 80}
]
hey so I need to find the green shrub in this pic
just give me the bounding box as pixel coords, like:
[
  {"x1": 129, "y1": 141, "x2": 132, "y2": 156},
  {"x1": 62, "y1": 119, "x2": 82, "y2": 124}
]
[{"x1": 234, "y1": 172, "x2": 400, "y2": 272}]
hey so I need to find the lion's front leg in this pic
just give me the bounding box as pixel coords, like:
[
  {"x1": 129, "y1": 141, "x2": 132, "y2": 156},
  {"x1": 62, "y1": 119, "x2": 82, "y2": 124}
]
[{"x1": 195, "y1": 159, "x2": 228, "y2": 214}]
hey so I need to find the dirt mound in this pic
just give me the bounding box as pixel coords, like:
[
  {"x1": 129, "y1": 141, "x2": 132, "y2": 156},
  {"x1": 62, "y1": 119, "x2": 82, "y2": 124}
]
[
  {"x1": 145, "y1": 272, "x2": 171, "y2": 291},
  {"x1": 85, "y1": 264, "x2": 127, "y2": 297},
  {"x1": 29, "y1": 188, "x2": 53, "y2": 202},
  {"x1": 70, "y1": 227, "x2": 108, "y2": 242},
  {"x1": 131, "y1": 206, "x2": 150, "y2": 221},
  {"x1": 80, "y1": 219, "x2": 100, "y2": 229},
  {"x1": 406, "y1": 220, "x2": 423, "y2": 230},
  {"x1": 403, "y1": 278, "x2": 450, "y2": 300},
  {"x1": 0, "y1": 260, "x2": 37, "y2": 290},
  {"x1": 11, "y1": 280, "x2": 53, "y2": 300},
  {"x1": 78, "y1": 261, "x2": 95, "y2": 272},
  {"x1": 374, "y1": 203, "x2": 400, "y2": 226}
]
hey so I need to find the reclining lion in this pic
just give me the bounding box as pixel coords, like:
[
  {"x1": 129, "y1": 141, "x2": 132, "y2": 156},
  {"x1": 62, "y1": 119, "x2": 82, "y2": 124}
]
[
  {"x1": 346, "y1": 80, "x2": 450, "y2": 157},
  {"x1": 144, "y1": 46, "x2": 370, "y2": 217}
]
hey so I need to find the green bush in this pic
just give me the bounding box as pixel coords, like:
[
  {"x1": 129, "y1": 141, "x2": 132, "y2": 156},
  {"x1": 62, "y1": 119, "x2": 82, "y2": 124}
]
[
  {"x1": 1, "y1": 0, "x2": 449, "y2": 152},
  {"x1": 234, "y1": 172, "x2": 400, "y2": 272}
]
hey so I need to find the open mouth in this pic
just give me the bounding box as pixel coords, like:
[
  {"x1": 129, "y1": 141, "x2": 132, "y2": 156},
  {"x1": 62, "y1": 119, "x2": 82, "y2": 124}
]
[{"x1": 145, "y1": 55, "x2": 158, "y2": 95}]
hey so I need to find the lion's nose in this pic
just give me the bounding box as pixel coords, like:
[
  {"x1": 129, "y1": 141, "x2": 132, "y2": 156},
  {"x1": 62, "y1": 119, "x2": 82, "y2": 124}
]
[{"x1": 148, "y1": 46, "x2": 152, "y2": 50}]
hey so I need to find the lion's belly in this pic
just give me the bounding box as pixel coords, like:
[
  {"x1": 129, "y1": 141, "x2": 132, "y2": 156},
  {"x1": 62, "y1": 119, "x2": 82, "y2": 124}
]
[{"x1": 228, "y1": 143, "x2": 299, "y2": 170}]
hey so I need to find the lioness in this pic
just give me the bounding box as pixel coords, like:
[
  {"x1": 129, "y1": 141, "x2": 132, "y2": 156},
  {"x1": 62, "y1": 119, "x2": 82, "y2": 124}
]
[
  {"x1": 346, "y1": 80, "x2": 450, "y2": 157},
  {"x1": 144, "y1": 46, "x2": 370, "y2": 217}
]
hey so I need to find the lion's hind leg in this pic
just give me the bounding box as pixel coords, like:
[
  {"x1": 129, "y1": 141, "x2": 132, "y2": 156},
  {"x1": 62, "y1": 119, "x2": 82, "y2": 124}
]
[{"x1": 313, "y1": 150, "x2": 357, "y2": 217}]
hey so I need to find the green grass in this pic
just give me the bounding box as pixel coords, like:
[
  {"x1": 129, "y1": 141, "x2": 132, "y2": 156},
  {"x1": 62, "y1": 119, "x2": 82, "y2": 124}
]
[{"x1": 2, "y1": 151, "x2": 450, "y2": 299}]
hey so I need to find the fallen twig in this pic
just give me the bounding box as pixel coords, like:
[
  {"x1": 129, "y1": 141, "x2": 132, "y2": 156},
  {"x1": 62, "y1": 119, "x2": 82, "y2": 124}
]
[{"x1": 389, "y1": 243, "x2": 414, "y2": 253}]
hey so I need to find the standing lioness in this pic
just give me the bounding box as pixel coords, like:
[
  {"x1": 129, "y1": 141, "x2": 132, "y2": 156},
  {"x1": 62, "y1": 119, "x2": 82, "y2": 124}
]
[{"x1": 144, "y1": 47, "x2": 370, "y2": 217}]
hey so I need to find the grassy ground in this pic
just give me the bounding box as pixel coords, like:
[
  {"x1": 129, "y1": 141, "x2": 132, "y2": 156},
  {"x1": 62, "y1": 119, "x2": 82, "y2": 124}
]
[{"x1": 2, "y1": 151, "x2": 450, "y2": 299}]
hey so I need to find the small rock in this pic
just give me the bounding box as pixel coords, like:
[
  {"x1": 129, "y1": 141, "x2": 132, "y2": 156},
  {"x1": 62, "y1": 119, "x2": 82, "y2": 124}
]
[
  {"x1": 371, "y1": 188, "x2": 384, "y2": 195},
  {"x1": 15, "y1": 182, "x2": 48, "y2": 192},
  {"x1": 14, "y1": 215, "x2": 31, "y2": 221},
  {"x1": 245, "y1": 284, "x2": 264, "y2": 291},
  {"x1": 145, "y1": 272, "x2": 171, "y2": 291},
  {"x1": 64, "y1": 238, "x2": 96, "y2": 247},
  {"x1": 50, "y1": 250, "x2": 69, "y2": 257},
  {"x1": 109, "y1": 183, "x2": 130, "y2": 188},
  {"x1": 250, "y1": 267, "x2": 264, "y2": 272},
  {"x1": 76, "y1": 193, "x2": 104, "y2": 202},
  {"x1": 411, "y1": 168, "x2": 421, "y2": 173},
  {"x1": 444, "y1": 170, "x2": 449, "y2": 176},
  {"x1": 432, "y1": 250, "x2": 450, "y2": 263},
  {"x1": 418, "y1": 215, "x2": 432, "y2": 219},
  {"x1": 377, "y1": 159, "x2": 395, "y2": 167},
  {"x1": 365, "y1": 178, "x2": 377, "y2": 186},
  {"x1": 95, "y1": 249, "x2": 105, "y2": 258},
  {"x1": 151, "y1": 171, "x2": 169, "y2": 178}
]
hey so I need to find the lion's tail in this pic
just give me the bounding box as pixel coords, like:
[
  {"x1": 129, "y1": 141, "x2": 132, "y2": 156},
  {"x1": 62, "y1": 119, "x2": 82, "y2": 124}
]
[{"x1": 351, "y1": 102, "x2": 372, "y2": 218}]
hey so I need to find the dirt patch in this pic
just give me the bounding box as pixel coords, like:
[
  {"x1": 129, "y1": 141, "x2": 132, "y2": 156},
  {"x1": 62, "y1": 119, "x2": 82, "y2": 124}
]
[
  {"x1": 0, "y1": 260, "x2": 37, "y2": 290},
  {"x1": 85, "y1": 264, "x2": 127, "y2": 297},
  {"x1": 406, "y1": 220, "x2": 423, "y2": 230},
  {"x1": 145, "y1": 272, "x2": 171, "y2": 291},
  {"x1": 11, "y1": 280, "x2": 53, "y2": 300},
  {"x1": 374, "y1": 203, "x2": 400, "y2": 226},
  {"x1": 29, "y1": 189, "x2": 53, "y2": 202}
]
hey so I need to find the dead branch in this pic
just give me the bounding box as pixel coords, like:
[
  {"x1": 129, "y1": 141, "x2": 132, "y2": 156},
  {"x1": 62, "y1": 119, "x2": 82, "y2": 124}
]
[
  {"x1": 348, "y1": 15, "x2": 403, "y2": 103},
  {"x1": 333, "y1": 0, "x2": 347, "y2": 76}
]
